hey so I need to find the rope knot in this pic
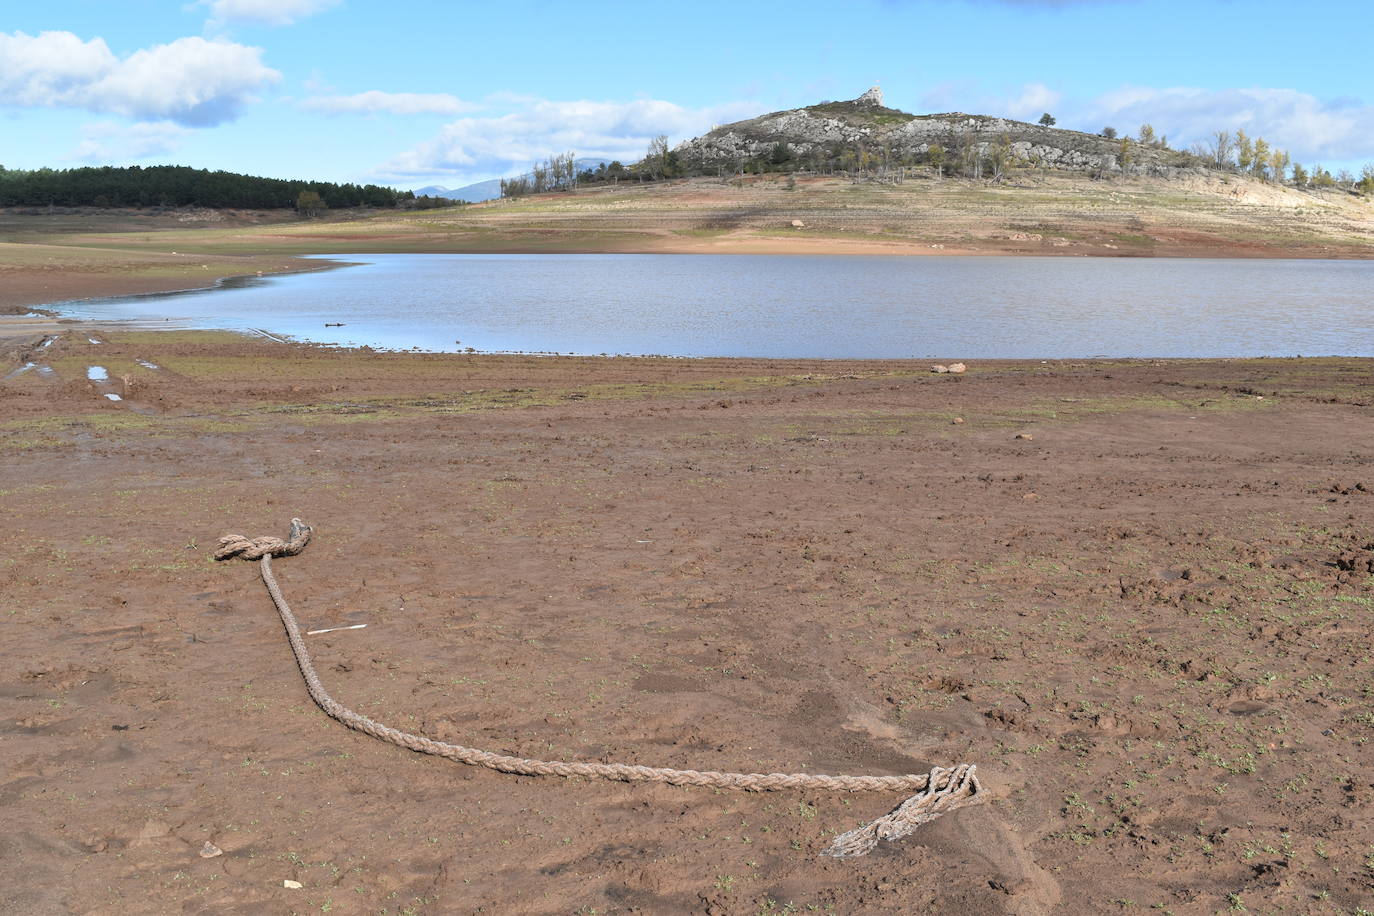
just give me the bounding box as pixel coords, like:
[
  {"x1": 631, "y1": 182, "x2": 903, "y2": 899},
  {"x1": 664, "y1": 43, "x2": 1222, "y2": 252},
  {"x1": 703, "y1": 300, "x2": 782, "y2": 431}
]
[{"x1": 214, "y1": 518, "x2": 313, "y2": 561}]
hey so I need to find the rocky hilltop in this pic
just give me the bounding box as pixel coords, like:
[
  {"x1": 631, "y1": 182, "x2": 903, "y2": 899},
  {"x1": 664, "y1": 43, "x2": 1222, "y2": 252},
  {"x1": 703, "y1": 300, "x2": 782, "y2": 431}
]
[{"x1": 675, "y1": 87, "x2": 1198, "y2": 177}]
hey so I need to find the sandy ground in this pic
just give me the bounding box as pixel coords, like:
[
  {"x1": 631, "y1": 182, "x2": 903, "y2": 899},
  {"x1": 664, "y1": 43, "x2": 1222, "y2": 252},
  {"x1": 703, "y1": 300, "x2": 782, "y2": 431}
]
[{"x1": 3, "y1": 328, "x2": 1372, "y2": 914}]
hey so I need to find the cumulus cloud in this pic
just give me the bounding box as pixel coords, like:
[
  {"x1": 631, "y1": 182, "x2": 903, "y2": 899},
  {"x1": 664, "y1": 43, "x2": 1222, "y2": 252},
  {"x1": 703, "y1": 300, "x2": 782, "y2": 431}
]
[
  {"x1": 1003, "y1": 82, "x2": 1062, "y2": 120},
  {"x1": 71, "y1": 122, "x2": 189, "y2": 162},
  {"x1": 377, "y1": 97, "x2": 767, "y2": 184},
  {"x1": 203, "y1": 0, "x2": 340, "y2": 27},
  {"x1": 0, "y1": 30, "x2": 279, "y2": 126},
  {"x1": 302, "y1": 91, "x2": 478, "y2": 116},
  {"x1": 1082, "y1": 86, "x2": 1374, "y2": 162},
  {"x1": 920, "y1": 80, "x2": 1061, "y2": 119}
]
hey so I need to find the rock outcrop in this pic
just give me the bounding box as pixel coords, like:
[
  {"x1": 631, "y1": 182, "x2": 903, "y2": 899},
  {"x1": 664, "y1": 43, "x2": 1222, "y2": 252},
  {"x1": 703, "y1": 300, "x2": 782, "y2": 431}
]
[
  {"x1": 674, "y1": 89, "x2": 1206, "y2": 179},
  {"x1": 856, "y1": 85, "x2": 884, "y2": 107}
]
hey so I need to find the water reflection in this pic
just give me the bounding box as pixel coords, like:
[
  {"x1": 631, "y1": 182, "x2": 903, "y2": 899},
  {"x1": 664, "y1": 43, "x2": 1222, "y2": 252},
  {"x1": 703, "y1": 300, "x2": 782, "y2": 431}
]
[{"x1": 45, "y1": 253, "x2": 1374, "y2": 358}]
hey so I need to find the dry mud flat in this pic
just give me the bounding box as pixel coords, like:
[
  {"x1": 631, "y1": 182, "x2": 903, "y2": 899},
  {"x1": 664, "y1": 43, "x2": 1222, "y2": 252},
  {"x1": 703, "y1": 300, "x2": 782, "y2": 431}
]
[{"x1": 2, "y1": 332, "x2": 1373, "y2": 915}]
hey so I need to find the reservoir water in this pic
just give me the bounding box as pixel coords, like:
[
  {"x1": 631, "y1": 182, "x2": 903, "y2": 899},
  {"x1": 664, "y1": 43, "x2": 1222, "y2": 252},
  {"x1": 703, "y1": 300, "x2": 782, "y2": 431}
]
[{"x1": 46, "y1": 253, "x2": 1374, "y2": 358}]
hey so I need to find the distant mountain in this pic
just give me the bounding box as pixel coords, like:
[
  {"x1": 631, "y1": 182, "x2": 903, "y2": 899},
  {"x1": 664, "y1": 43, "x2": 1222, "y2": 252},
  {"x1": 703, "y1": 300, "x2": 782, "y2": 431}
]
[
  {"x1": 415, "y1": 158, "x2": 613, "y2": 203},
  {"x1": 413, "y1": 179, "x2": 502, "y2": 203}
]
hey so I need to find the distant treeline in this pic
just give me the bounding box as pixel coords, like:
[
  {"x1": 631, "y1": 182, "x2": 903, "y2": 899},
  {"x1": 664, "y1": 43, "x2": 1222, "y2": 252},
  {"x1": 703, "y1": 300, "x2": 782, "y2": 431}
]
[{"x1": 0, "y1": 165, "x2": 414, "y2": 210}]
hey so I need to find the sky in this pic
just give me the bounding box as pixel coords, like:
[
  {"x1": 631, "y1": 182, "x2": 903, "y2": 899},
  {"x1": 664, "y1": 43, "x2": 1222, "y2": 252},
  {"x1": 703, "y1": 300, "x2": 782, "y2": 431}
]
[{"x1": 2, "y1": 0, "x2": 1372, "y2": 191}]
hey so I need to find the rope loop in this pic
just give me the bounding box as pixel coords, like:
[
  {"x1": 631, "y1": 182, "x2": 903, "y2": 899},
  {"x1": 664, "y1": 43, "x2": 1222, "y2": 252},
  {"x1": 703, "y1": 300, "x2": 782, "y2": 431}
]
[{"x1": 214, "y1": 517, "x2": 312, "y2": 561}]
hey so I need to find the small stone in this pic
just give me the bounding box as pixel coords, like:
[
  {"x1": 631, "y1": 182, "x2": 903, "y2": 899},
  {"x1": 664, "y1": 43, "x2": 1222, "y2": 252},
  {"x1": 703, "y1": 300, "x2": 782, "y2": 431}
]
[
  {"x1": 199, "y1": 841, "x2": 223, "y2": 858},
  {"x1": 1015, "y1": 433, "x2": 1033, "y2": 440},
  {"x1": 931, "y1": 364, "x2": 949, "y2": 373},
  {"x1": 947, "y1": 362, "x2": 966, "y2": 374},
  {"x1": 951, "y1": 417, "x2": 964, "y2": 425},
  {"x1": 283, "y1": 880, "x2": 303, "y2": 889}
]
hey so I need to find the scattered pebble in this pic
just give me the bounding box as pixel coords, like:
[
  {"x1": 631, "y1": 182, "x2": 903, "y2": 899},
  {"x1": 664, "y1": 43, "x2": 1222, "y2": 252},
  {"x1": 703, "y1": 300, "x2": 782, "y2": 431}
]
[
  {"x1": 283, "y1": 879, "x2": 303, "y2": 889},
  {"x1": 199, "y1": 841, "x2": 223, "y2": 858}
]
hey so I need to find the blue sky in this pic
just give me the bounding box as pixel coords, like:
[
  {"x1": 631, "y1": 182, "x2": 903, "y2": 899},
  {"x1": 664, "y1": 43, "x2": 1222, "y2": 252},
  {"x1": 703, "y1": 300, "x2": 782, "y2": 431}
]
[{"x1": 3, "y1": 0, "x2": 1371, "y2": 190}]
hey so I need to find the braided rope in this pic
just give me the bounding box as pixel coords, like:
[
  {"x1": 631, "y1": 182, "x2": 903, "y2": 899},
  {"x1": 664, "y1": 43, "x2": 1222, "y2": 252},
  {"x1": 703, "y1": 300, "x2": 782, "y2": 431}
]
[{"x1": 217, "y1": 519, "x2": 984, "y2": 856}]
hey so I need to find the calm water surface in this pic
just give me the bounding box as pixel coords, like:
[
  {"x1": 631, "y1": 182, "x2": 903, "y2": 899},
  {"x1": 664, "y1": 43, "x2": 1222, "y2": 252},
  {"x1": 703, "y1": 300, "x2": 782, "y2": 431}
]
[{"x1": 48, "y1": 253, "x2": 1374, "y2": 358}]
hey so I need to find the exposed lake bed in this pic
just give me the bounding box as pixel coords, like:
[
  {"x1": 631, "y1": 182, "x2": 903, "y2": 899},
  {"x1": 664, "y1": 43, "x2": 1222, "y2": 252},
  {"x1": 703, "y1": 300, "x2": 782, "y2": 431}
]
[{"x1": 3, "y1": 325, "x2": 1372, "y2": 913}]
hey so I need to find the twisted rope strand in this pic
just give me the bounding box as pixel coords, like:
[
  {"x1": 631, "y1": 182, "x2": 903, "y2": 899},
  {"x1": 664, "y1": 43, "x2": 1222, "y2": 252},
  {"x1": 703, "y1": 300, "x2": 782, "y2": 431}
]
[{"x1": 218, "y1": 519, "x2": 984, "y2": 855}]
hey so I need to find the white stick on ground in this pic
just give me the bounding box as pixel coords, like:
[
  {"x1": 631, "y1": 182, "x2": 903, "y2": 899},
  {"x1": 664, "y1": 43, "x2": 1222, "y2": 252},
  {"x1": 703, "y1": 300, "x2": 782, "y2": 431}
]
[{"x1": 305, "y1": 623, "x2": 368, "y2": 635}]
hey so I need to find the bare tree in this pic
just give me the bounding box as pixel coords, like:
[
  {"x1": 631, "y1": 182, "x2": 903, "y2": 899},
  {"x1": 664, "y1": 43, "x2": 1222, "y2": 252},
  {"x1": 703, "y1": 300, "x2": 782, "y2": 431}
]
[
  {"x1": 645, "y1": 135, "x2": 669, "y2": 180},
  {"x1": 1207, "y1": 130, "x2": 1234, "y2": 168},
  {"x1": 988, "y1": 134, "x2": 1013, "y2": 182}
]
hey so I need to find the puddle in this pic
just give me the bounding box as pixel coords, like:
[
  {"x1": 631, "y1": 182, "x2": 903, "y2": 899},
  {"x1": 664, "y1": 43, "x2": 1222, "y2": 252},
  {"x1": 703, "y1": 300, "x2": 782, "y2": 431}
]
[
  {"x1": 103, "y1": 393, "x2": 123, "y2": 401},
  {"x1": 136, "y1": 359, "x2": 161, "y2": 370},
  {"x1": 35, "y1": 366, "x2": 56, "y2": 378},
  {"x1": 87, "y1": 366, "x2": 109, "y2": 381},
  {"x1": 3, "y1": 362, "x2": 36, "y2": 381}
]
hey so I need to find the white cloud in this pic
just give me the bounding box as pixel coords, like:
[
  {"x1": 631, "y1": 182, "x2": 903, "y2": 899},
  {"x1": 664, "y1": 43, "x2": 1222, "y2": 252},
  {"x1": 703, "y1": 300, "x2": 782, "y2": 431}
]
[
  {"x1": 203, "y1": 0, "x2": 340, "y2": 27},
  {"x1": 302, "y1": 91, "x2": 478, "y2": 116},
  {"x1": 0, "y1": 30, "x2": 279, "y2": 126},
  {"x1": 1004, "y1": 82, "x2": 1062, "y2": 120},
  {"x1": 71, "y1": 122, "x2": 189, "y2": 162},
  {"x1": 919, "y1": 80, "x2": 1062, "y2": 119},
  {"x1": 377, "y1": 97, "x2": 766, "y2": 184},
  {"x1": 1081, "y1": 86, "x2": 1374, "y2": 162}
]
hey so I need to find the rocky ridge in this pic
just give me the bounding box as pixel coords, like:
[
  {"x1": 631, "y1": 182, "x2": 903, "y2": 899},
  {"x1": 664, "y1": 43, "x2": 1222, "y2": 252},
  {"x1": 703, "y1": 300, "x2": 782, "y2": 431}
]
[{"x1": 675, "y1": 87, "x2": 1203, "y2": 178}]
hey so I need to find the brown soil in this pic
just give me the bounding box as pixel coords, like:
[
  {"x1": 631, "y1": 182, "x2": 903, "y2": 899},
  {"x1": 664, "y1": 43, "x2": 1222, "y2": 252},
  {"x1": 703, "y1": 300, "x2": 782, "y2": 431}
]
[{"x1": 3, "y1": 329, "x2": 1372, "y2": 914}]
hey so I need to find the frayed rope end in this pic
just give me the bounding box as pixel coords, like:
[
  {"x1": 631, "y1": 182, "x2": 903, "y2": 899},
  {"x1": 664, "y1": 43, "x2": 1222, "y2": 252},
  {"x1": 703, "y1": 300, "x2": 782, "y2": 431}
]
[{"x1": 822, "y1": 764, "x2": 983, "y2": 858}]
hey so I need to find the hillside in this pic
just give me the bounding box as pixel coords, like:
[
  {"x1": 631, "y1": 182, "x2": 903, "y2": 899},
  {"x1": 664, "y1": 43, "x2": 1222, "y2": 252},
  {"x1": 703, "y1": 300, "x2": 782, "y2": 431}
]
[{"x1": 676, "y1": 86, "x2": 1211, "y2": 179}]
